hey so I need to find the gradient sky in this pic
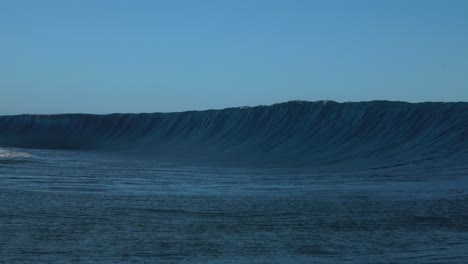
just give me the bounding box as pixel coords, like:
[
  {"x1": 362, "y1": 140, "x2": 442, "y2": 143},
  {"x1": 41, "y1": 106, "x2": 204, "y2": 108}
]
[{"x1": 1, "y1": 0, "x2": 467, "y2": 114}]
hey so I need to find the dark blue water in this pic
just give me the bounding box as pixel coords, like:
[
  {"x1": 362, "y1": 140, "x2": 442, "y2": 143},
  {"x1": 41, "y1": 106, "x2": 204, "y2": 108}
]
[{"x1": 1, "y1": 101, "x2": 467, "y2": 263}]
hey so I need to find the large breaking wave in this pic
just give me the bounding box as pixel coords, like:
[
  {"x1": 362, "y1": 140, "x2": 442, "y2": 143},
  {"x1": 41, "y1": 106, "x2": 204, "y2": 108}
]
[{"x1": 0, "y1": 101, "x2": 467, "y2": 167}]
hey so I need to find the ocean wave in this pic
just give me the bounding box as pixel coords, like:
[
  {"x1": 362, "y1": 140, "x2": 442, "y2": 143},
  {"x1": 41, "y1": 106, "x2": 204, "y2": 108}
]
[{"x1": 0, "y1": 101, "x2": 467, "y2": 166}]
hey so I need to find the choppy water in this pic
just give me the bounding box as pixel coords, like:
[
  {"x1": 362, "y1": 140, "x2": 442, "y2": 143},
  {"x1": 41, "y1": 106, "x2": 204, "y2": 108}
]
[{"x1": 1, "y1": 147, "x2": 467, "y2": 263}]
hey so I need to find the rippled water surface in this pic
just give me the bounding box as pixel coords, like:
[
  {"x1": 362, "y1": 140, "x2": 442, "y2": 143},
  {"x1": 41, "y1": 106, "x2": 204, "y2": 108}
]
[{"x1": 1, "y1": 148, "x2": 468, "y2": 263}]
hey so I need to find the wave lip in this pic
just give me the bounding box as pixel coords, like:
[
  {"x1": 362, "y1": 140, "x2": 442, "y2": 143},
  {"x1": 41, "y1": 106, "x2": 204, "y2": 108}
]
[{"x1": 0, "y1": 100, "x2": 467, "y2": 167}]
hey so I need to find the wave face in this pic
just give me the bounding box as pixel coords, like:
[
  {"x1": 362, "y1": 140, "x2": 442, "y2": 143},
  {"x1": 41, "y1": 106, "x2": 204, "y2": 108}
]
[{"x1": 0, "y1": 101, "x2": 467, "y2": 167}]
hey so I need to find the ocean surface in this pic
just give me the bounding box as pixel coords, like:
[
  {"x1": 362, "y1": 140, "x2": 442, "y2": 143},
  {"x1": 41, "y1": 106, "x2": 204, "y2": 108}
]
[{"x1": 0, "y1": 101, "x2": 467, "y2": 263}]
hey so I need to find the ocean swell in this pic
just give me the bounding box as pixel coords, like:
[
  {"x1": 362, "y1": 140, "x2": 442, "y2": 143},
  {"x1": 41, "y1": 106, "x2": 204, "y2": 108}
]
[{"x1": 0, "y1": 101, "x2": 467, "y2": 167}]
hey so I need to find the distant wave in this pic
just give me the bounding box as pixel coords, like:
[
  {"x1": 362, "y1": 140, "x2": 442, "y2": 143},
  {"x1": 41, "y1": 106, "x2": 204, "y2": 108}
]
[{"x1": 0, "y1": 101, "x2": 467, "y2": 167}]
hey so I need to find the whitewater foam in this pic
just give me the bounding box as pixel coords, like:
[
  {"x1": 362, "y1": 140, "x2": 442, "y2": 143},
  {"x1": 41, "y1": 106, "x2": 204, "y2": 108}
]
[{"x1": 0, "y1": 148, "x2": 32, "y2": 159}]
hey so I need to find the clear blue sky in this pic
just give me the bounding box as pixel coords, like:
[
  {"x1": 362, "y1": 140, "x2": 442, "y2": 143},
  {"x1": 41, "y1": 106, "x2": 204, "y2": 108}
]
[{"x1": 1, "y1": 0, "x2": 467, "y2": 114}]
